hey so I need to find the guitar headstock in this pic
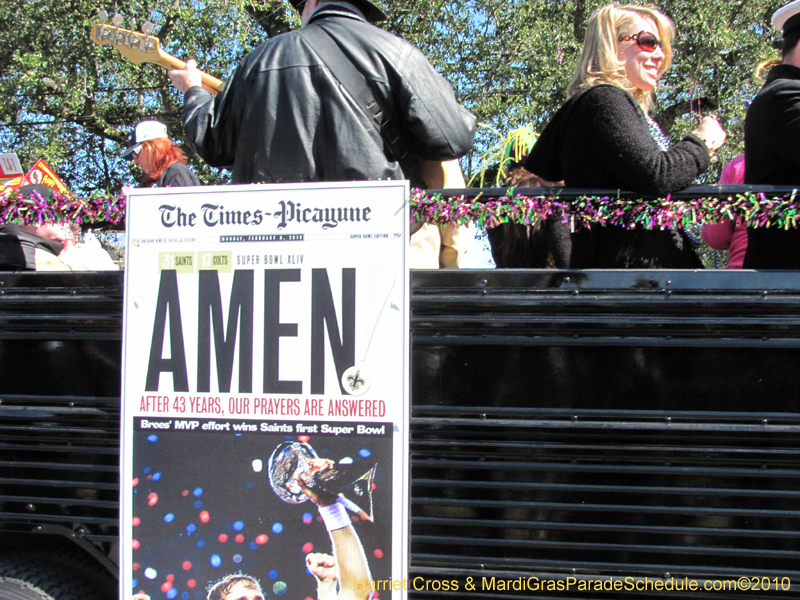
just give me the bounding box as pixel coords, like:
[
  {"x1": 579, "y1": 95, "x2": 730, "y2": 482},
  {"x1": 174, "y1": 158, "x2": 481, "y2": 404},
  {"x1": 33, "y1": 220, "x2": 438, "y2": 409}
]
[{"x1": 90, "y1": 10, "x2": 163, "y2": 65}]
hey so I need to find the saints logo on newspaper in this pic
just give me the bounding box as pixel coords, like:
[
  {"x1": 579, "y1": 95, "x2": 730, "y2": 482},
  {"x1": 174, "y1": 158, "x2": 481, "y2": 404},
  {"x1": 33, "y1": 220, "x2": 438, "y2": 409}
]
[{"x1": 122, "y1": 181, "x2": 409, "y2": 600}]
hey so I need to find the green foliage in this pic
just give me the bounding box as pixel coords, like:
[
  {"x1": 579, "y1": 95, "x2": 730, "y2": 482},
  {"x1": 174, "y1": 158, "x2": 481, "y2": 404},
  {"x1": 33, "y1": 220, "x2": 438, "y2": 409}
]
[
  {"x1": 655, "y1": 0, "x2": 784, "y2": 180},
  {"x1": 0, "y1": 0, "x2": 788, "y2": 193},
  {"x1": 0, "y1": 0, "x2": 270, "y2": 194}
]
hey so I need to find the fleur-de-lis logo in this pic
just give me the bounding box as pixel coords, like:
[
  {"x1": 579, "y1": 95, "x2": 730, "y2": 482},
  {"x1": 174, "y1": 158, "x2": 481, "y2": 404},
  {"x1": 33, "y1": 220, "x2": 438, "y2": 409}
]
[
  {"x1": 347, "y1": 370, "x2": 365, "y2": 391},
  {"x1": 341, "y1": 365, "x2": 370, "y2": 396}
]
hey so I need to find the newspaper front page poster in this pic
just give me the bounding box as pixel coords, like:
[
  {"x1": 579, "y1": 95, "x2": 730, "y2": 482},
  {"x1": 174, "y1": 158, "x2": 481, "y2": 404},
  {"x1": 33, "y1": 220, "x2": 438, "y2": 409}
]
[{"x1": 121, "y1": 181, "x2": 410, "y2": 600}]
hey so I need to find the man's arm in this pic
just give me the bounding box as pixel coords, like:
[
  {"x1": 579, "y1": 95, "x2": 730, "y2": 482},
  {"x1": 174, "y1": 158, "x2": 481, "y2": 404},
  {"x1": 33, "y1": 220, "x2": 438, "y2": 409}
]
[
  {"x1": 295, "y1": 464, "x2": 371, "y2": 600},
  {"x1": 328, "y1": 520, "x2": 371, "y2": 600},
  {"x1": 167, "y1": 59, "x2": 240, "y2": 169},
  {"x1": 306, "y1": 552, "x2": 339, "y2": 600},
  {"x1": 398, "y1": 45, "x2": 476, "y2": 162}
]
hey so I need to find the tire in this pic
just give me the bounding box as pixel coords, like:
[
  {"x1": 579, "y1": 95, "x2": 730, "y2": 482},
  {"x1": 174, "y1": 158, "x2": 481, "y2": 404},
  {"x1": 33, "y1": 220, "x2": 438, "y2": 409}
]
[
  {"x1": 0, "y1": 553, "x2": 113, "y2": 600},
  {"x1": 0, "y1": 578, "x2": 55, "y2": 600}
]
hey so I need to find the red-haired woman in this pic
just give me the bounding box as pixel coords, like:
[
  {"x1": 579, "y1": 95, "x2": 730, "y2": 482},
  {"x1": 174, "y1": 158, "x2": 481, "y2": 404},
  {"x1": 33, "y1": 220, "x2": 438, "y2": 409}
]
[{"x1": 121, "y1": 120, "x2": 200, "y2": 191}]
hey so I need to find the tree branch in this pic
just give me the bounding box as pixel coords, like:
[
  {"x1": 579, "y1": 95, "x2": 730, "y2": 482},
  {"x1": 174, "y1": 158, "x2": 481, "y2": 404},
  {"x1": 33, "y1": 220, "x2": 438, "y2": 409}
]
[
  {"x1": 244, "y1": 0, "x2": 294, "y2": 37},
  {"x1": 656, "y1": 97, "x2": 719, "y2": 133}
]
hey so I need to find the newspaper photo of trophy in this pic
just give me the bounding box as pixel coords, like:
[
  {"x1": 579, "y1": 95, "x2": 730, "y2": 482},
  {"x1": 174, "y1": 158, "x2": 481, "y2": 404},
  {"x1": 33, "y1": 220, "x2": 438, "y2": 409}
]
[
  {"x1": 130, "y1": 420, "x2": 393, "y2": 600},
  {"x1": 269, "y1": 441, "x2": 376, "y2": 519}
]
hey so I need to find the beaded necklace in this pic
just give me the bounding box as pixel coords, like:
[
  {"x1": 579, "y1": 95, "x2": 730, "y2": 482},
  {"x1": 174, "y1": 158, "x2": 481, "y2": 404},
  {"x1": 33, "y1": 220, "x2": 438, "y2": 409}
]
[
  {"x1": 645, "y1": 113, "x2": 670, "y2": 151},
  {"x1": 643, "y1": 110, "x2": 693, "y2": 253}
]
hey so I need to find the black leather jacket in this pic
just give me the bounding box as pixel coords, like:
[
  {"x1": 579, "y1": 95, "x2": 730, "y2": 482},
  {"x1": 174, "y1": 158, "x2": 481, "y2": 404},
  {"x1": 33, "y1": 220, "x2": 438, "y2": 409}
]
[
  {"x1": 182, "y1": 2, "x2": 476, "y2": 186},
  {"x1": 743, "y1": 63, "x2": 800, "y2": 268}
]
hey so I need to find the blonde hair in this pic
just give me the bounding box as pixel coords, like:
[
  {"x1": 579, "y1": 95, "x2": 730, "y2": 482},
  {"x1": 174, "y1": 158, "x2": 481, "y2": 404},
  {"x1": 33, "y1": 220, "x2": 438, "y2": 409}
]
[{"x1": 566, "y1": 3, "x2": 674, "y2": 111}]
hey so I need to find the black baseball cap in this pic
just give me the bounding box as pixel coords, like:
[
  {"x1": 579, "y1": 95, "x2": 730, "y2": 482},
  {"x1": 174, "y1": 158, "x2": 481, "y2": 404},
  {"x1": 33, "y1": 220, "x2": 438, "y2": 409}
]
[{"x1": 290, "y1": 0, "x2": 387, "y2": 22}]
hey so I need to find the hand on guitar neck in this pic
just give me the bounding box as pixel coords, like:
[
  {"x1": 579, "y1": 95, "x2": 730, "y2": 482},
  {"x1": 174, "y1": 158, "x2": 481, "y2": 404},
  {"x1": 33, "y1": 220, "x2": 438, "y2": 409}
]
[{"x1": 168, "y1": 59, "x2": 207, "y2": 94}]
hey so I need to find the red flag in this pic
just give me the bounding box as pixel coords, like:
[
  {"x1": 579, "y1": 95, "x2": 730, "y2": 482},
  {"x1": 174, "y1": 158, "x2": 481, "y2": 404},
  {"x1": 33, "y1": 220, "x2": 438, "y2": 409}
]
[{"x1": 24, "y1": 159, "x2": 69, "y2": 194}]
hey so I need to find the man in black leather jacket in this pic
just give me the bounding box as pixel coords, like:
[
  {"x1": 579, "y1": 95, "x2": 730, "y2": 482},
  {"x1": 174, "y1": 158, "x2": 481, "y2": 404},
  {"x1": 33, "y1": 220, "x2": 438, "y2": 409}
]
[{"x1": 168, "y1": 0, "x2": 476, "y2": 188}]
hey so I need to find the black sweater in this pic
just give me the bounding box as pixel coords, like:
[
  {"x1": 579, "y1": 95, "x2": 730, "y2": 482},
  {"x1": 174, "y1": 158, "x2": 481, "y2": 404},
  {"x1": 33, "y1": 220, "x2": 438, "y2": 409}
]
[
  {"x1": 525, "y1": 85, "x2": 709, "y2": 268},
  {"x1": 156, "y1": 162, "x2": 201, "y2": 188}
]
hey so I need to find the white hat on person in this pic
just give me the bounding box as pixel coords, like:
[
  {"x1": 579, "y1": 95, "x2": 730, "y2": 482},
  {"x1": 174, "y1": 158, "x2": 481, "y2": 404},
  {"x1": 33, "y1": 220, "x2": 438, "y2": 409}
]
[
  {"x1": 773, "y1": 0, "x2": 800, "y2": 35},
  {"x1": 120, "y1": 120, "x2": 169, "y2": 160}
]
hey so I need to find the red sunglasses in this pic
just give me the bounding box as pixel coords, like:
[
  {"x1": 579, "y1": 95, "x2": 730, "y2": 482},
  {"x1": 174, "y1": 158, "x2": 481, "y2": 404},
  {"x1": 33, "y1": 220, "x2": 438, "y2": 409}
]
[{"x1": 618, "y1": 30, "x2": 662, "y2": 52}]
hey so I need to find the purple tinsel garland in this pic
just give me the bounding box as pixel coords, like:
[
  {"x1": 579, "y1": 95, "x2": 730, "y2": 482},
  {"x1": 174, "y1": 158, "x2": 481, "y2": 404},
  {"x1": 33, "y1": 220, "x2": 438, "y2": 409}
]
[
  {"x1": 0, "y1": 190, "x2": 126, "y2": 227},
  {"x1": 409, "y1": 188, "x2": 800, "y2": 231},
  {"x1": 3, "y1": 188, "x2": 800, "y2": 231}
]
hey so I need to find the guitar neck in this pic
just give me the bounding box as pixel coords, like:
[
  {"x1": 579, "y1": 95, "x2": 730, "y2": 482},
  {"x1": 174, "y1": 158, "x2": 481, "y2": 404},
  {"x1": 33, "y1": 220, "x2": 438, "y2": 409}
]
[
  {"x1": 152, "y1": 52, "x2": 225, "y2": 95},
  {"x1": 90, "y1": 22, "x2": 224, "y2": 95}
]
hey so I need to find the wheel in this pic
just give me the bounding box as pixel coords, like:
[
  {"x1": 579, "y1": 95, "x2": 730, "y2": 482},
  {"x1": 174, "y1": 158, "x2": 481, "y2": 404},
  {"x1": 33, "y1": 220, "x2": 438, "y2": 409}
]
[
  {"x1": 0, "y1": 552, "x2": 114, "y2": 600},
  {"x1": 0, "y1": 578, "x2": 54, "y2": 600}
]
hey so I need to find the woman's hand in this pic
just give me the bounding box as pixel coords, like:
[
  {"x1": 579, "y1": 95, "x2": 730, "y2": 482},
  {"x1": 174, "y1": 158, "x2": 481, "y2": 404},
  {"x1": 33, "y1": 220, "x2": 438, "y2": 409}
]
[{"x1": 693, "y1": 115, "x2": 727, "y2": 153}]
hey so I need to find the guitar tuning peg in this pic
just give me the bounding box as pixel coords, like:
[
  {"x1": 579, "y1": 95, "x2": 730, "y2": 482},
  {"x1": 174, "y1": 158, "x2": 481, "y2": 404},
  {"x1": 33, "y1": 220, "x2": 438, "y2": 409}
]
[
  {"x1": 111, "y1": 13, "x2": 123, "y2": 26},
  {"x1": 98, "y1": 9, "x2": 108, "y2": 22},
  {"x1": 141, "y1": 21, "x2": 154, "y2": 35}
]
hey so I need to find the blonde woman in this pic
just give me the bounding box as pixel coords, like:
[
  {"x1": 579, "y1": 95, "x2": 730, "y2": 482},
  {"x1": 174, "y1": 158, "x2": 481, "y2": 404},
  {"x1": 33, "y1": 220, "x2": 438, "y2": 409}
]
[{"x1": 525, "y1": 3, "x2": 726, "y2": 268}]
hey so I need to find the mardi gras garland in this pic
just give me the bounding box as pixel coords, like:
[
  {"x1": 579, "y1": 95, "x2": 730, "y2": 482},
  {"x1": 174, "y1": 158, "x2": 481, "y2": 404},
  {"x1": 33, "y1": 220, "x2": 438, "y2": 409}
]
[
  {"x1": 410, "y1": 188, "x2": 800, "y2": 231},
  {"x1": 4, "y1": 187, "x2": 800, "y2": 231},
  {"x1": 0, "y1": 189, "x2": 127, "y2": 227}
]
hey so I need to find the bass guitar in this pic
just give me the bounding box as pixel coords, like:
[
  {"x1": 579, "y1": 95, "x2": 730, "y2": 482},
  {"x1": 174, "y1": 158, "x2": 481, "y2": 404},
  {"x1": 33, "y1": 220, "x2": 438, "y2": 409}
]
[
  {"x1": 89, "y1": 11, "x2": 462, "y2": 192},
  {"x1": 90, "y1": 11, "x2": 224, "y2": 94}
]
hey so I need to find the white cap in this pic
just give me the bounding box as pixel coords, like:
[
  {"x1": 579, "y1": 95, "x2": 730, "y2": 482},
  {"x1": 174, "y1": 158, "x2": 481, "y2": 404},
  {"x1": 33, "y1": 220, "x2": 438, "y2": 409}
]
[
  {"x1": 120, "y1": 120, "x2": 169, "y2": 160},
  {"x1": 772, "y1": 0, "x2": 800, "y2": 34}
]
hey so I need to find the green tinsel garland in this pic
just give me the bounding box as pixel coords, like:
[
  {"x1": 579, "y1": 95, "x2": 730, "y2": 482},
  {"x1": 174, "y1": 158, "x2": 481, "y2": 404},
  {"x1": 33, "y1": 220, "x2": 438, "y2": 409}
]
[
  {"x1": 4, "y1": 187, "x2": 800, "y2": 231},
  {"x1": 409, "y1": 189, "x2": 800, "y2": 231}
]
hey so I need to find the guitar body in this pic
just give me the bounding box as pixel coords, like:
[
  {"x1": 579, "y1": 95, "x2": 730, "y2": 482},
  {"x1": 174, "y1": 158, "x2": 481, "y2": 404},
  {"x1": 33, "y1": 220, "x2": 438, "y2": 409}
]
[{"x1": 417, "y1": 159, "x2": 465, "y2": 190}]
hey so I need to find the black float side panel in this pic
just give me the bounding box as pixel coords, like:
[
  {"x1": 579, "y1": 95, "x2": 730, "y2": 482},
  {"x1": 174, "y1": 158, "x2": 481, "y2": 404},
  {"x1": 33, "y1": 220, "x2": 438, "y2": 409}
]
[{"x1": 410, "y1": 270, "x2": 800, "y2": 598}]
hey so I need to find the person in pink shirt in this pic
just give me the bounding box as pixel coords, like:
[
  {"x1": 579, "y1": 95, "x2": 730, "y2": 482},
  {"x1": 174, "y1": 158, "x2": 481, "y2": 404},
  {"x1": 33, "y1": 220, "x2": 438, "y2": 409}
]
[{"x1": 701, "y1": 154, "x2": 748, "y2": 268}]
